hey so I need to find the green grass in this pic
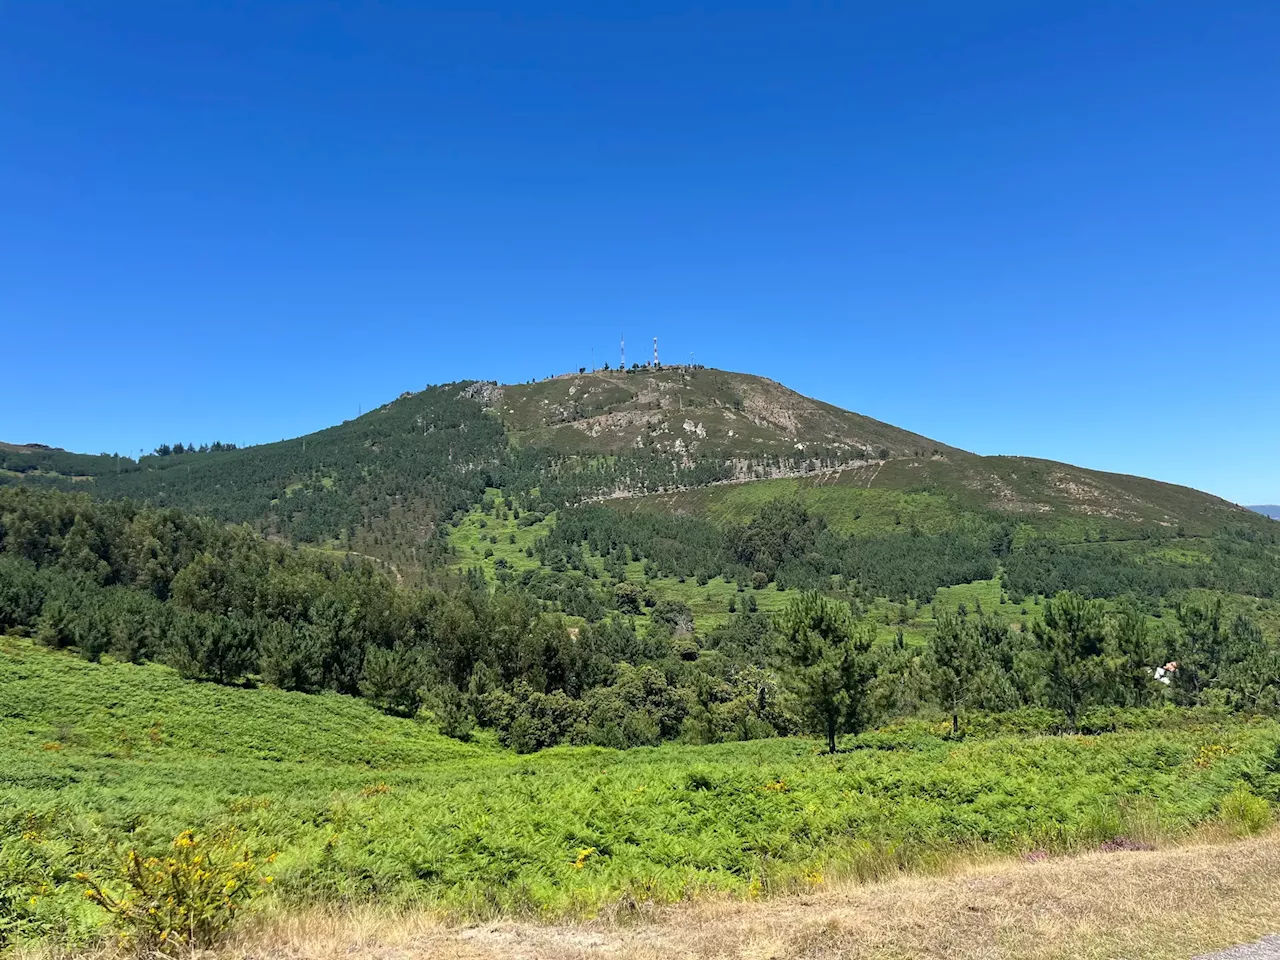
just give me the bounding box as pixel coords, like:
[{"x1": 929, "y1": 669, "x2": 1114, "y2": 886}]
[
  {"x1": 626, "y1": 479, "x2": 972, "y2": 537},
  {"x1": 4, "y1": 639, "x2": 1279, "y2": 946},
  {"x1": 445, "y1": 497, "x2": 556, "y2": 580},
  {"x1": 623, "y1": 566, "x2": 800, "y2": 633},
  {"x1": 616, "y1": 446, "x2": 1272, "y2": 545}
]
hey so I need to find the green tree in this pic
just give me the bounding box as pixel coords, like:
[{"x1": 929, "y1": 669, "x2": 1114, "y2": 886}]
[
  {"x1": 1104, "y1": 604, "x2": 1160, "y2": 706},
  {"x1": 359, "y1": 644, "x2": 428, "y2": 716},
  {"x1": 777, "y1": 591, "x2": 873, "y2": 753},
  {"x1": 1032, "y1": 592, "x2": 1108, "y2": 731},
  {"x1": 1217, "y1": 613, "x2": 1280, "y2": 712},
  {"x1": 258, "y1": 619, "x2": 325, "y2": 692},
  {"x1": 1173, "y1": 599, "x2": 1225, "y2": 705},
  {"x1": 163, "y1": 611, "x2": 257, "y2": 685},
  {"x1": 430, "y1": 684, "x2": 476, "y2": 740},
  {"x1": 928, "y1": 612, "x2": 982, "y2": 735}
]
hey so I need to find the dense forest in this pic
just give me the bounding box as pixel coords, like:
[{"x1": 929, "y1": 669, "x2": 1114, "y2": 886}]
[
  {"x1": 543, "y1": 501, "x2": 1280, "y2": 604},
  {"x1": 2, "y1": 385, "x2": 510, "y2": 559},
  {"x1": 4, "y1": 486, "x2": 1278, "y2": 756}
]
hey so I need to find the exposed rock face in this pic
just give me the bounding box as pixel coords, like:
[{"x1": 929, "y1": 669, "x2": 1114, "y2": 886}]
[
  {"x1": 460, "y1": 381, "x2": 502, "y2": 406},
  {"x1": 500, "y1": 367, "x2": 958, "y2": 463}
]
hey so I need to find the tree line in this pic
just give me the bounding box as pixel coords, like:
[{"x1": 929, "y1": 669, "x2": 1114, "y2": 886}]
[{"x1": 5, "y1": 486, "x2": 1279, "y2": 756}]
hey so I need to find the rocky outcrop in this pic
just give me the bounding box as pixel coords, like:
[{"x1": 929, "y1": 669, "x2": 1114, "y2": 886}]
[{"x1": 460, "y1": 381, "x2": 502, "y2": 406}]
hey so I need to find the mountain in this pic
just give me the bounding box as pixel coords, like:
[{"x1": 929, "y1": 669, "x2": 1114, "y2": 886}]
[
  {"x1": 1249, "y1": 505, "x2": 1280, "y2": 520},
  {"x1": 498, "y1": 368, "x2": 1263, "y2": 540},
  {"x1": 500, "y1": 367, "x2": 960, "y2": 462},
  {"x1": 2, "y1": 366, "x2": 1270, "y2": 567}
]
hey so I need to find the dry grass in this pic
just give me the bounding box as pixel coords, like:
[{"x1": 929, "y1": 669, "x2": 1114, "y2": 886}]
[
  {"x1": 19, "y1": 834, "x2": 1276, "y2": 960},
  {"x1": 146, "y1": 833, "x2": 1280, "y2": 960}
]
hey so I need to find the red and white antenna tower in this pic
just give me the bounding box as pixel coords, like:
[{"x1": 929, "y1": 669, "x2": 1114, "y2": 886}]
[{"x1": 620, "y1": 333, "x2": 625, "y2": 369}]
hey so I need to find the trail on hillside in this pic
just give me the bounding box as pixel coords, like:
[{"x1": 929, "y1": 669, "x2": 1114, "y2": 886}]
[
  {"x1": 578, "y1": 458, "x2": 886, "y2": 505},
  {"x1": 235, "y1": 836, "x2": 1280, "y2": 960}
]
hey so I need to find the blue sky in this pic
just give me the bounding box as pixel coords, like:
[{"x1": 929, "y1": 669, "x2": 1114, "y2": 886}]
[{"x1": 3, "y1": 2, "x2": 1277, "y2": 503}]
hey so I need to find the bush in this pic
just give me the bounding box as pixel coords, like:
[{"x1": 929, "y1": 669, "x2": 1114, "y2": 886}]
[
  {"x1": 359, "y1": 646, "x2": 428, "y2": 717},
  {"x1": 432, "y1": 684, "x2": 476, "y2": 741},
  {"x1": 77, "y1": 830, "x2": 274, "y2": 952},
  {"x1": 1219, "y1": 788, "x2": 1272, "y2": 837}
]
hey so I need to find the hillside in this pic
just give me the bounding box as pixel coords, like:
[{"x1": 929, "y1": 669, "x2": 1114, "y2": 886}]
[
  {"x1": 0, "y1": 441, "x2": 128, "y2": 480},
  {"x1": 4, "y1": 636, "x2": 1278, "y2": 946},
  {"x1": 494, "y1": 367, "x2": 1263, "y2": 539},
  {"x1": 499, "y1": 367, "x2": 960, "y2": 464},
  {"x1": 624, "y1": 451, "x2": 1264, "y2": 541},
  {"x1": 1, "y1": 366, "x2": 1271, "y2": 568},
  {"x1": 6, "y1": 373, "x2": 1280, "y2": 952},
  {"x1": 0, "y1": 383, "x2": 509, "y2": 567}
]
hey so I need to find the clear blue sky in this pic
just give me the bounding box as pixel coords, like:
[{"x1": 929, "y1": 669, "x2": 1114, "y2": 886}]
[{"x1": 4, "y1": 3, "x2": 1277, "y2": 503}]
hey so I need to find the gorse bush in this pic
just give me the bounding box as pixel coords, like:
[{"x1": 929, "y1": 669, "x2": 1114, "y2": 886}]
[{"x1": 77, "y1": 830, "x2": 275, "y2": 953}]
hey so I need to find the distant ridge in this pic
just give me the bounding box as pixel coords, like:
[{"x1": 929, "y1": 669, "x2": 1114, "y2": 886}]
[{"x1": 1248, "y1": 505, "x2": 1280, "y2": 520}]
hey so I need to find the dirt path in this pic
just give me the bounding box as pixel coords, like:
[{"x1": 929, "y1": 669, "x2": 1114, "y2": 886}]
[
  {"x1": 1196, "y1": 937, "x2": 1280, "y2": 959},
  {"x1": 233, "y1": 835, "x2": 1280, "y2": 960},
  {"x1": 578, "y1": 460, "x2": 884, "y2": 505}
]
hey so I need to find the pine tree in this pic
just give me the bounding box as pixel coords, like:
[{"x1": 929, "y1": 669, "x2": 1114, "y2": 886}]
[{"x1": 778, "y1": 591, "x2": 874, "y2": 753}]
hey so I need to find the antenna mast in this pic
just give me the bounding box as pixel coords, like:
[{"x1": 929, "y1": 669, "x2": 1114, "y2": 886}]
[
  {"x1": 620, "y1": 333, "x2": 625, "y2": 369},
  {"x1": 653, "y1": 337, "x2": 658, "y2": 367}
]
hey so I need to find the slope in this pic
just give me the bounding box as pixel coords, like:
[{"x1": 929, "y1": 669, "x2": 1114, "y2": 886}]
[
  {"x1": 1, "y1": 383, "x2": 508, "y2": 565},
  {"x1": 3, "y1": 367, "x2": 1270, "y2": 565},
  {"x1": 500, "y1": 366, "x2": 959, "y2": 464},
  {"x1": 5, "y1": 636, "x2": 1279, "y2": 943},
  {"x1": 497, "y1": 366, "x2": 1266, "y2": 540},
  {"x1": 623, "y1": 450, "x2": 1265, "y2": 541}
]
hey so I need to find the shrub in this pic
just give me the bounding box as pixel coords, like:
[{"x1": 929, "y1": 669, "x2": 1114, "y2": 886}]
[
  {"x1": 77, "y1": 830, "x2": 274, "y2": 953},
  {"x1": 432, "y1": 684, "x2": 476, "y2": 741},
  {"x1": 1218, "y1": 788, "x2": 1272, "y2": 837},
  {"x1": 359, "y1": 646, "x2": 428, "y2": 717}
]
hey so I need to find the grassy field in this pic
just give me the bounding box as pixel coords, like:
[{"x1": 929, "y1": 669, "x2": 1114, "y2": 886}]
[
  {"x1": 3, "y1": 638, "x2": 1277, "y2": 949},
  {"x1": 615, "y1": 450, "x2": 1272, "y2": 545},
  {"x1": 446, "y1": 499, "x2": 555, "y2": 580}
]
